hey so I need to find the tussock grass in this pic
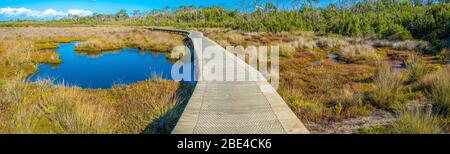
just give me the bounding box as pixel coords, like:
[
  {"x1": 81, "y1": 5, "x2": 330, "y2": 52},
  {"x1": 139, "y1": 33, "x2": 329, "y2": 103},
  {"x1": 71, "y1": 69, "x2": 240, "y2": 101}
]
[
  {"x1": 405, "y1": 53, "x2": 431, "y2": 82},
  {"x1": 356, "y1": 111, "x2": 442, "y2": 134},
  {"x1": 279, "y1": 43, "x2": 296, "y2": 57},
  {"x1": 391, "y1": 108, "x2": 442, "y2": 134},
  {"x1": 317, "y1": 37, "x2": 349, "y2": 49},
  {"x1": 294, "y1": 37, "x2": 317, "y2": 50},
  {"x1": 334, "y1": 87, "x2": 374, "y2": 118},
  {"x1": 392, "y1": 40, "x2": 429, "y2": 51},
  {"x1": 362, "y1": 39, "x2": 430, "y2": 52},
  {"x1": 421, "y1": 66, "x2": 450, "y2": 115},
  {"x1": 280, "y1": 87, "x2": 332, "y2": 122},
  {"x1": 369, "y1": 64, "x2": 405, "y2": 110},
  {"x1": 338, "y1": 45, "x2": 379, "y2": 63},
  {"x1": 369, "y1": 64, "x2": 406, "y2": 110}
]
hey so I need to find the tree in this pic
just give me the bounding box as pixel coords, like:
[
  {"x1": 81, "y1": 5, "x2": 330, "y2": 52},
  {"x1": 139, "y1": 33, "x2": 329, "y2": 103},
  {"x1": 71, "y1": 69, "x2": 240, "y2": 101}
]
[
  {"x1": 132, "y1": 10, "x2": 142, "y2": 17},
  {"x1": 115, "y1": 9, "x2": 129, "y2": 18}
]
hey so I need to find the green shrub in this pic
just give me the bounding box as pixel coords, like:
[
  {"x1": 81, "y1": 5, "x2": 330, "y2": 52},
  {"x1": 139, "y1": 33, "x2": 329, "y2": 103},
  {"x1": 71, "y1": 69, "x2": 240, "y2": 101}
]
[{"x1": 380, "y1": 24, "x2": 412, "y2": 41}]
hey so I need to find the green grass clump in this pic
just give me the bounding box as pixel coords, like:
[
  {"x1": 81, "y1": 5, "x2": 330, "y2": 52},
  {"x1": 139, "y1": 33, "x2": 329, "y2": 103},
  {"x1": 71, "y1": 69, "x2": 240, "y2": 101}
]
[
  {"x1": 355, "y1": 108, "x2": 443, "y2": 134},
  {"x1": 391, "y1": 109, "x2": 442, "y2": 134},
  {"x1": 289, "y1": 96, "x2": 332, "y2": 122},
  {"x1": 405, "y1": 53, "x2": 431, "y2": 82},
  {"x1": 421, "y1": 66, "x2": 450, "y2": 115},
  {"x1": 369, "y1": 64, "x2": 405, "y2": 110},
  {"x1": 279, "y1": 44, "x2": 296, "y2": 58},
  {"x1": 430, "y1": 79, "x2": 450, "y2": 115}
]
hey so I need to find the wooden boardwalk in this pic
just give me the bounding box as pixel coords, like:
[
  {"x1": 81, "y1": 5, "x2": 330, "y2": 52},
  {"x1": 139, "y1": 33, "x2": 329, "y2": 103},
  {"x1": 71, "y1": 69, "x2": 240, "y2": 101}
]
[{"x1": 166, "y1": 30, "x2": 309, "y2": 134}]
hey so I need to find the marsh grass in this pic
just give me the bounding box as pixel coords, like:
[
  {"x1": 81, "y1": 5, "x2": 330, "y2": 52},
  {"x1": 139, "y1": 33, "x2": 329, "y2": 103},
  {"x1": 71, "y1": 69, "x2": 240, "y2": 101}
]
[
  {"x1": 279, "y1": 43, "x2": 296, "y2": 57},
  {"x1": 391, "y1": 108, "x2": 442, "y2": 134},
  {"x1": 369, "y1": 64, "x2": 406, "y2": 110},
  {"x1": 392, "y1": 40, "x2": 429, "y2": 51},
  {"x1": 0, "y1": 27, "x2": 191, "y2": 134},
  {"x1": 195, "y1": 29, "x2": 448, "y2": 133},
  {"x1": 405, "y1": 53, "x2": 431, "y2": 82},
  {"x1": 203, "y1": 29, "x2": 379, "y2": 123},
  {"x1": 421, "y1": 66, "x2": 450, "y2": 115},
  {"x1": 317, "y1": 37, "x2": 349, "y2": 49},
  {"x1": 279, "y1": 87, "x2": 332, "y2": 122},
  {"x1": 355, "y1": 105, "x2": 443, "y2": 134},
  {"x1": 338, "y1": 45, "x2": 380, "y2": 63},
  {"x1": 279, "y1": 81, "x2": 374, "y2": 122},
  {"x1": 74, "y1": 30, "x2": 183, "y2": 53},
  {"x1": 294, "y1": 37, "x2": 317, "y2": 50},
  {"x1": 0, "y1": 78, "x2": 191, "y2": 134}
]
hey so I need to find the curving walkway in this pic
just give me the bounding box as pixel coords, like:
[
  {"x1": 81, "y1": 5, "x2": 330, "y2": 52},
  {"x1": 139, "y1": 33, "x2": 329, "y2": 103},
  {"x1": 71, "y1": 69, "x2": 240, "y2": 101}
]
[{"x1": 153, "y1": 28, "x2": 309, "y2": 134}]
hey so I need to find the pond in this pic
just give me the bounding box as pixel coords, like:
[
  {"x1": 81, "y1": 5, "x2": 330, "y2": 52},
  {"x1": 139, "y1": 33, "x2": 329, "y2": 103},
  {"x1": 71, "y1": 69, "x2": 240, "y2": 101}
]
[{"x1": 29, "y1": 42, "x2": 191, "y2": 89}]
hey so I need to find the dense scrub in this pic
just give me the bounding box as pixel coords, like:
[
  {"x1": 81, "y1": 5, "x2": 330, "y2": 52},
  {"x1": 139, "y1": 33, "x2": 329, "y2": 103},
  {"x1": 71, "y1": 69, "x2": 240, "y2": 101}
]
[{"x1": 1, "y1": 1, "x2": 449, "y2": 45}]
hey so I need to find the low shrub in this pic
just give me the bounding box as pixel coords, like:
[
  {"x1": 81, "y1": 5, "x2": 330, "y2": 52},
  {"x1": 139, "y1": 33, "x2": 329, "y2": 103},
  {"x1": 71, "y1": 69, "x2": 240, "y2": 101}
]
[{"x1": 380, "y1": 24, "x2": 412, "y2": 41}]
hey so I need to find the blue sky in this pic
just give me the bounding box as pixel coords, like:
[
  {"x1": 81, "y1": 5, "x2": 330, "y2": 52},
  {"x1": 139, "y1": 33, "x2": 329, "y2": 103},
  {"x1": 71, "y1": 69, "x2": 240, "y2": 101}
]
[{"x1": 0, "y1": 0, "x2": 335, "y2": 21}]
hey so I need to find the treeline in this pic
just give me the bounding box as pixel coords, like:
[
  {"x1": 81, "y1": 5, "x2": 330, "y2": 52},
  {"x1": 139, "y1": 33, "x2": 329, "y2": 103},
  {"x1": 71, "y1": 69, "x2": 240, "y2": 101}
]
[{"x1": 2, "y1": 0, "x2": 449, "y2": 43}]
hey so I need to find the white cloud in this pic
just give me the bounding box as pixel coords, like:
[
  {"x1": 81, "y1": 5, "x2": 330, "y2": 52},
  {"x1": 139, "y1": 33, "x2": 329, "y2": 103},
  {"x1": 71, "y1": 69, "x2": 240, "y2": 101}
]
[
  {"x1": 0, "y1": 7, "x2": 94, "y2": 19},
  {"x1": 67, "y1": 9, "x2": 93, "y2": 16},
  {"x1": 42, "y1": 8, "x2": 66, "y2": 16}
]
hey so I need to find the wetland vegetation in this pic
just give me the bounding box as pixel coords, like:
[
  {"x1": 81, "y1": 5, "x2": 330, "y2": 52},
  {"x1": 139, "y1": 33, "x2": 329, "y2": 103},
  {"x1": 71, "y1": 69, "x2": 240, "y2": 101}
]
[
  {"x1": 0, "y1": 0, "x2": 449, "y2": 134},
  {"x1": 0, "y1": 27, "x2": 192, "y2": 133},
  {"x1": 200, "y1": 28, "x2": 449, "y2": 134}
]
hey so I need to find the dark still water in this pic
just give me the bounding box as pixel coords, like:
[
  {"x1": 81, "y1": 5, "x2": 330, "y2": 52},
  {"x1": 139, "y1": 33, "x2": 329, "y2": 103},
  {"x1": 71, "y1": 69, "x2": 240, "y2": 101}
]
[{"x1": 29, "y1": 42, "x2": 186, "y2": 89}]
